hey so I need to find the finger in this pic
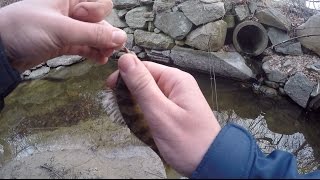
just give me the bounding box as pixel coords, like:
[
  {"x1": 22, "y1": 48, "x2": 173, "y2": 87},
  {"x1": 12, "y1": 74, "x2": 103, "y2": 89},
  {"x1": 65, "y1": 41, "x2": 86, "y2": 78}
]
[
  {"x1": 118, "y1": 54, "x2": 168, "y2": 110},
  {"x1": 72, "y1": 0, "x2": 113, "y2": 23},
  {"x1": 60, "y1": 19, "x2": 127, "y2": 50},
  {"x1": 106, "y1": 70, "x2": 120, "y2": 89}
]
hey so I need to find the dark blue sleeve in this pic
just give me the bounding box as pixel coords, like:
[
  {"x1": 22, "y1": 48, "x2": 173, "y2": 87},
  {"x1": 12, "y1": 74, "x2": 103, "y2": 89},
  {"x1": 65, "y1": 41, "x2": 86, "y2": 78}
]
[
  {"x1": 0, "y1": 38, "x2": 21, "y2": 111},
  {"x1": 191, "y1": 123, "x2": 320, "y2": 179}
]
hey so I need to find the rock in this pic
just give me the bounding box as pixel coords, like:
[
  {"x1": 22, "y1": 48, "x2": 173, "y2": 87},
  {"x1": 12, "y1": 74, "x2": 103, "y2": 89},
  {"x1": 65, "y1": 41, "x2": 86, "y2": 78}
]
[
  {"x1": 154, "y1": 12, "x2": 193, "y2": 40},
  {"x1": 134, "y1": 30, "x2": 175, "y2": 50},
  {"x1": 262, "y1": 61, "x2": 288, "y2": 83},
  {"x1": 126, "y1": 34, "x2": 134, "y2": 50},
  {"x1": 283, "y1": 60, "x2": 293, "y2": 67},
  {"x1": 105, "y1": 9, "x2": 128, "y2": 28},
  {"x1": 153, "y1": 0, "x2": 176, "y2": 13},
  {"x1": 147, "y1": 22, "x2": 155, "y2": 32},
  {"x1": 123, "y1": 27, "x2": 134, "y2": 34},
  {"x1": 112, "y1": 0, "x2": 140, "y2": 9},
  {"x1": 311, "y1": 81, "x2": 320, "y2": 97},
  {"x1": 259, "y1": 86, "x2": 279, "y2": 98},
  {"x1": 125, "y1": 7, "x2": 154, "y2": 29},
  {"x1": 132, "y1": 46, "x2": 143, "y2": 54},
  {"x1": 47, "y1": 56, "x2": 84, "y2": 68},
  {"x1": 22, "y1": 70, "x2": 31, "y2": 76},
  {"x1": 267, "y1": 28, "x2": 303, "y2": 55},
  {"x1": 296, "y1": 14, "x2": 320, "y2": 56},
  {"x1": 309, "y1": 94, "x2": 320, "y2": 111},
  {"x1": 256, "y1": 7, "x2": 292, "y2": 31},
  {"x1": 307, "y1": 62, "x2": 320, "y2": 73},
  {"x1": 235, "y1": 5, "x2": 250, "y2": 21},
  {"x1": 284, "y1": 72, "x2": 316, "y2": 108},
  {"x1": 138, "y1": 52, "x2": 147, "y2": 59},
  {"x1": 279, "y1": 87, "x2": 287, "y2": 96},
  {"x1": 178, "y1": 1, "x2": 225, "y2": 26},
  {"x1": 223, "y1": 15, "x2": 236, "y2": 29},
  {"x1": 170, "y1": 46, "x2": 254, "y2": 80},
  {"x1": 265, "y1": 81, "x2": 280, "y2": 89},
  {"x1": 146, "y1": 50, "x2": 171, "y2": 64},
  {"x1": 185, "y1": 20, "x2": 227, "y2": 52},
  {"x1": 118, "y1": 10, "x2": 128, "y2": 18},
  {"x1": 175, "y1": 40, "x2": 185, "y2": 46},
  {"x1": 27, "y1": 66, "x2": 50, "y2": 79},
  {"x1": 154, "y1": 28, "x2": 161, "y2": 34},
  {"x1": 140, "y1": 0, "x2": 154, "y2": 5},
  {"x1": 248, "y1": 1, "x2": 258, "y2": 14}
]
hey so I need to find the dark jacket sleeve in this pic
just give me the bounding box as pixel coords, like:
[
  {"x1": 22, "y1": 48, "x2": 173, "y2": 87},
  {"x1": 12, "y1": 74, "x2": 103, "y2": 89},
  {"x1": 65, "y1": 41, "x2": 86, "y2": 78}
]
[
  {"x1": 0, "y1": 39, "x2": 21, "y2": 111},
  {"x1": 191, "y1": 123, "x2": 320, "y2": 179}
]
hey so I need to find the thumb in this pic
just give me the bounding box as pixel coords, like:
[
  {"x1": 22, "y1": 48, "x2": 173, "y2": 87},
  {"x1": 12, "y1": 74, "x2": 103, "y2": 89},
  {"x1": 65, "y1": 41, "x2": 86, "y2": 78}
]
[{"x1": 118, "y1": 54, "x2": 167, "y2": 110}]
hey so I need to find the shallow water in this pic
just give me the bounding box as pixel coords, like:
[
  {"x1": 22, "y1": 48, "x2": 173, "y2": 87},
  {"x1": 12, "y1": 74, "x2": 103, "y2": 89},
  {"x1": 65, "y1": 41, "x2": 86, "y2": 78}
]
[{"x1": 0, "y1": 59, "x2": 319, "y2": 176}]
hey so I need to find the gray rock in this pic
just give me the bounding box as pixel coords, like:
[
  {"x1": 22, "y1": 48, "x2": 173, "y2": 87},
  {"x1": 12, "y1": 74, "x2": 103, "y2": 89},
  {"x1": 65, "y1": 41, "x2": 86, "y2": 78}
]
[
  {"x1": 256, "y1": 8, "x2": 292, "y2": 31},
  {"x1": 223, "y1": 15, "x2": 236, "y2": 29},
  {"x1": 259, "y1": 86, "x2": 279, "y2": 98},
  {"x1": 112, "y1": 0, "x2": 140, "y2": 9},
  {"x1": 179, "y1": 1, "x2": 225, "y2": 26},
  {"x1": 138, "y1": 52, "x2": 147, "y2": 59},
  {"x1": 47, "y1": 56, "x2": 84, "y2": 68},
  {"x1": 154, "y1": 12, "x2": 193, "y2": 40},
  {"x1": 284, "y1": 72, "x2": 316, "y2": 108},
  {"x1": 27, "y1": 66, "x2": 50, "y2": 79},
  {"x1": 146, "y1": 50, "x2": 171, "y2": 63},
  {"x1": 311, "y1": 81, "x2": 320, "y2": 97},
  {"x1": 235, "y1": 5, "x2": 250, "y2": 21},
  {"x1": 118, "y1": 9, "x2": 128, "y2": 18},
  {"x1": 140, "y1": 0, "x2": 154, "y2": 5},
  {"x1": 296, "y1": 14, "x2": 320, "y2": 56},
  {"x1": 123, "y1": 27, "x2": 134, "y2": 34},
  {"x1": 126, "y1": 34, "x2": 134, "y2": 50},
  {"x1": 185, "y1": 20, "x2": 227, "y2": 52},
  {"x1": 105, "y1": 9, "x2": 128, "y2": 28},
  {"x1": 154, "y1": 28, "x2": 161, "y2": 34},
  {"x1": 170, "y1": 46, "x2": 254, "y2": 80},
  {"x1": 267, "y1": 27, "x2": 303, "y2": 55},
  {"x1": 175, "y1": 40, "x2": 185, "y2": 46},
  {"x1": 134, "y1": 30, "x2": 175, "y2": 50},
  {"x1": 125, "y1": 7, "x2": 154, "y2": 29},
  {"x1": 262, "y1": 61, "x2": 288, "y2": 83},
  {"x1": 248, "y1": 1, "x2": 258, "y2": 14},
  {"x1": 279, "y1": 87, "x2": 287, "y2": 96},
  {"x1": 265, "y1": 81, "x2": 280, "y2": 89},
  {"x1": 148, "y1": 21, "x2": 155, "y2": 32},
  {"x1": 22, "y1": 70, "x2": 31, "y2": 76},
  {"x1": 153, "y1": 0, "x2": 176, "y2": 13},
  {"x1": 132, "y1": 46, "x2": 143, "y2": 54},
  {"x1": 307, "y1": 62, "x2": 320, "y2": 73}
]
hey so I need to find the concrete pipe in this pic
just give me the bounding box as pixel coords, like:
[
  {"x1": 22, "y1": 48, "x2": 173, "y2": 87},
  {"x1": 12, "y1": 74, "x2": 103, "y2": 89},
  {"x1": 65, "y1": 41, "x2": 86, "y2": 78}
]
[{"x1": 233, "y1": 21, "x2": 268, "y2": 56}]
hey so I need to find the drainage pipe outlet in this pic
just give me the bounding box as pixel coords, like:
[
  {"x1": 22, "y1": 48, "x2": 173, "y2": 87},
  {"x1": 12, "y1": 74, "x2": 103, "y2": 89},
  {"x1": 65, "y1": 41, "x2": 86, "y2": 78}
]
[{"x1": 233, "y1": 21, "x2": 268, "y2": 56}]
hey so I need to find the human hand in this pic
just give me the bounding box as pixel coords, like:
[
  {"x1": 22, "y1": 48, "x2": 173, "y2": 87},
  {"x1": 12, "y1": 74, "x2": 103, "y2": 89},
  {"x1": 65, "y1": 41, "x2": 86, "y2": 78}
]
[
  {"x1": 0, "y1": 0, "x2": 127, "y2": 72},
  {"x1": 107, "y1": 54, "x2": 221, "y2": 176}
]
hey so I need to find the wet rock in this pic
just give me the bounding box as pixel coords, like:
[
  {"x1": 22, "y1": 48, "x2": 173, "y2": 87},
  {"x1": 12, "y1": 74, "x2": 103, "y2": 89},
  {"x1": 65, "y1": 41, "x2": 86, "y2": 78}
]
[
  {"x1": 256, "y1": 7, "x2": 292, "y2": 31},
  {"x1": 258, "y1": 85, "x2": 279, "y2": 98},
  {"x1": 153, "y1": 0, "x2": 176, "y2": 13},
  {"x1": 105, "y1": 9, "x2": 128, "y2": 28},
  {"x1": 47, "y1": 56, "x2": 84, "y2": 68},
  {"x1": 134, "y1": 30, "x2": 175, "y2": 50},
  {"x1": 112, "y1": 0, "x2": 140, "y2": 9},
  {"x1": 146, "y1": 50, "x2": 171, "y2": 64},
  {"x1": 267, "y1": 27, "x2": 303, "y2": 55},
  {"x1": 118, "y1": 9, "x2": 128, "y2": 18},
  {"x1": 223, "y1": 15, "x2": 236, "y2": 29},
  {"x1": 297, "y1": 14, "x2": 320, "y2": 56},
  {"x1": 148, "y1": 22, "x2": 155, "y2": 32},
  {"x1": 265, "y1": 81, "x2": 280, "y2": 89},
  {"x1": 262, "y1": 61, "x2": 288, "y2": 83},
  {"x1": 27, "y1": 66, "x2": 50, "y2": 80},
  {"x1": 178, "y1": 1, "x2": 225, "y2": 26},
  {"x1": 170, "y1": 46, "x2": 254, "y2": 80},
  {"x1": 279, "y1": 87, "x2": 286, "y2": 96},
  {"x1": 125, "y1": 7, "x2": 154, "y2": 29},
  {"x1": 309, "y1": 94, "x2": 320, "y2": 111},
  {"x1": 154, "y1": 12, "x2": 193, "y2": 40},
  {"x1": 185, "y1": 20, "x2": 227, "y2": 52},
  {"x1": 126, "y1": 34, "x2": 134, "y2": 50},
  {"x1": 235, "y1": 5, "x2": 250, "y2": 21},
  {"x1": 284, "y1": 72, "x2": 316, "y2": 108}
]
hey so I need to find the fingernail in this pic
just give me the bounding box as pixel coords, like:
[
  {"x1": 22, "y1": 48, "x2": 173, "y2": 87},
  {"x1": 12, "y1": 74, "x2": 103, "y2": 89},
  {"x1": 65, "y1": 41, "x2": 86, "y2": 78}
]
[
  {"x1": 75, "y1": 7, "x2": 88, "y2": 17},
  {"x1": 119, "y1": 55, "x2": 136, "y2": 73},
  {"x1": 112, "y1": 31, "x2": 127, "y2": 45}
]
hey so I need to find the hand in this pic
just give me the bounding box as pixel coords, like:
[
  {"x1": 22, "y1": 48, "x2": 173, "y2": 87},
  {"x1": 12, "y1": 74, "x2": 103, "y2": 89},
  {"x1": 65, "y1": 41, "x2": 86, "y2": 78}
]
[
  {"x1": 107, "y1": 54, "x2": 221, "y2": 176},
  {"x1": 0, "y1": 0, "x2": 127, "y2": 72}
]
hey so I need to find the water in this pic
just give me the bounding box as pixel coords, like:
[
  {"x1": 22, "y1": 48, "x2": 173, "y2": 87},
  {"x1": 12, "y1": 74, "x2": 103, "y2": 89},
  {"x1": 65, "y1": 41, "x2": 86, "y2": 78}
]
[{"x1": 0, "y1": 59, "x2": 319, "y2": 176}]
